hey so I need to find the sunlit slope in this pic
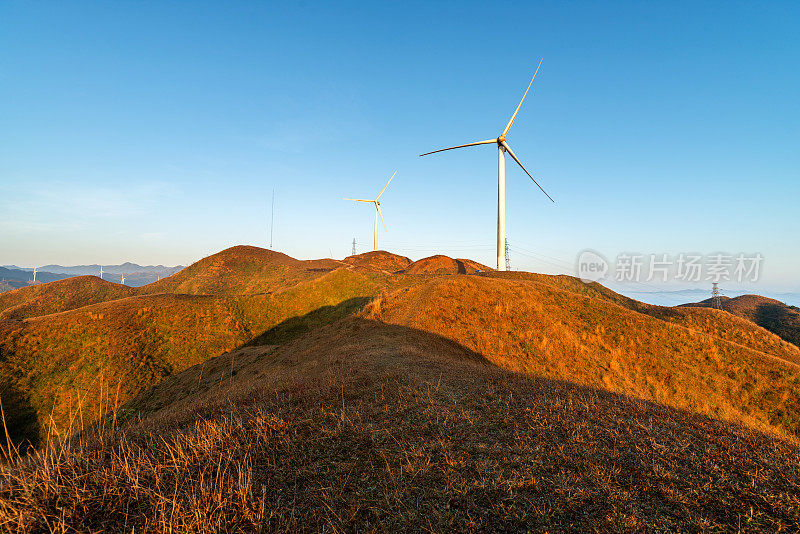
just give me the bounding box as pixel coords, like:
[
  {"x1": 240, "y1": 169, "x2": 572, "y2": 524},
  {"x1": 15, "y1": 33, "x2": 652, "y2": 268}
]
[
  {"x1": 342, "y1": 250, "x2": 411, "y2": 273},
  {"x1": 486, "y1": 271, "x2": 800, "y2": 360},
  {"x1": 683, "y1": 294, "x2": 800, "y2": 348},
  {"x1": 137, "y1": 245, "x2": 338, "y2": 296},
  {"x1": 404, "y1": 255, "x2": 492, "y2": 274},
  {"x1": 367, "y1": 274, "x2": 800, "y2": 437},
  {"x1": 0, "y1": 268, "x2": 387, "y2": 447},
  {"x1": 0, "y1": 276, "x2": 134, "y2": 321},
  {"x1": 17, "y1": 317, "x2": 798, "y2": 532}
]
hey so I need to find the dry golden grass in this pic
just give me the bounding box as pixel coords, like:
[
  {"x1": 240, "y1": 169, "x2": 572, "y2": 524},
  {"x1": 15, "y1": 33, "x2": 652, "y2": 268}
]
[
  {"x1": 342, "y1": 250, "x2": 412, "y2": 273},
  {"x1": 2, "y1": 319, "x2": 800, "y2": 532},
  {"x1": 404, "y1": 255, "x2": 491, "y2": 275},
  {"x1": 368, "y1": 275, "x2": 800, "y2": 438},
  {"x1": 683, "y1": 294, "x2": 800, "y2": 349},
  {"x1": 140, "y1": 245, "x2": 340, "y2": 296},
  {"x1": 0, "y1": 267, "x2": 389, "y2": 449},
  {"x1": 0, "y1": 276, "x2": 134, "y2": 321},
  {"x1": 4, "y1": 248, "x2": 800, "y2": 530}
]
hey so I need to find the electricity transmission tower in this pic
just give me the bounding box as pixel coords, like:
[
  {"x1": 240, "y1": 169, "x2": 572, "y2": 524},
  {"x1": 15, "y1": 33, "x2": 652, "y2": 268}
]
[
  {"x1": 504, "y1": 238, "x2": 511, "y2": 271},
  {"x1": 711, "y1": 282, "x2": 723, "y2": 310},
  {"x1": 352, "y1": 238, "x2": 357, "y2": 256}
]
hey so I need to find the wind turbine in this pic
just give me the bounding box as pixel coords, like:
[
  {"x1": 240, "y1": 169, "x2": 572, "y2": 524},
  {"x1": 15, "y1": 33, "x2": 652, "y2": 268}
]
[
  {"x1": 121, "y1": 273, "x2": 126, "y2": 285},
  {"x1": 345, "y1": 171, "x2": 397, "y2": 252},
  {"x1": 420, "y1": 59, "x2": 553, "y2": 271},
  {"x1": 99, "y1": 265, "x2": 104, "y2": 280},
  {"x1": 32, "y1": 267, "x2": 37, "y2": 283}
]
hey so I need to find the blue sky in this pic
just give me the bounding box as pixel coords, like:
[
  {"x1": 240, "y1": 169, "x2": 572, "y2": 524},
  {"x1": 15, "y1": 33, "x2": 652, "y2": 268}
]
[{"x1": 1, "y1": 1, "x2": 798, "y2": 292}]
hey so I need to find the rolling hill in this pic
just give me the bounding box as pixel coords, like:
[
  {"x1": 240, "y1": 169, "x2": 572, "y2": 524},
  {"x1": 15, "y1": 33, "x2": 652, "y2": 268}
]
[
  {"x1": 342, "y1": 250, "x2": 411, "y2": 273},
  {"x1": 404, "y1": 255, "x2": 492, "y2": 275},
  {"x1": 139, "y1": 245, "x2": 338, "y2": 295},
  {"x1": 4, "y1": 313, "x2": 800, "y2": 531},
  {"x1": 0, "y1": 267, "x2": 73, "y2": 293},
  {"x1": 0, "y1": 276, "x2": 134, "y2": 321},
  {"x1": 682, "y1": 294, "x2": 800, "y2": 348},
  {"x1": 2, "y1": 245, "x2": 800, "y2": 530}
]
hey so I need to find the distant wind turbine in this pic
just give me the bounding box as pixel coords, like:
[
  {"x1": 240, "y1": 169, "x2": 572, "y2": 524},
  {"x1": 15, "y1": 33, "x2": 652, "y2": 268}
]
[
  {"x1": 420, "y1": 59, "x2": 553, "y2": 271},
  {"x1": 345, "y1": 171, "x2": 397, "y2": 252},
  {"x1": 99, "y1": 265, "x2": 104, "y2": 280},
  {"x1": 121, "y1": 273, "x2": 126, "y2": 285},
  {"x1": 32, "y1": 267, "x2": 37, "y2": 283}
]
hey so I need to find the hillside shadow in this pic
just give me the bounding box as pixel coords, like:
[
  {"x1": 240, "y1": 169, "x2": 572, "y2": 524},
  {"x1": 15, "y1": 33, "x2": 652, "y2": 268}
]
[
  {"x1": 755, "y1": 303, "x2": 800, "y2": 347},
  {"x1": 245, "y1": 297, "x2": 372, "y2": 347},
  {"x1": 0, "y1": 380, "x2": 40, "y2": 457}
]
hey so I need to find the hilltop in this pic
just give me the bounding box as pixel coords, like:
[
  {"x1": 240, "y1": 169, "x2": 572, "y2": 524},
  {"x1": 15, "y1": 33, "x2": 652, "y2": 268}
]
[
  {"x1": 682, "y1": 294, "x2": 800, "y2": 348},
  {"x1": 404, "y1": 255, "x2": 492, "y2": 274},
  {"x1": 3, "y1": 246, "x2": 800, "y2": 450},
  {"x1": 0, "y1": 276, "x2": 134, "y2": 321},
  {"x1": 140, "y1": 245, "x2": 338, "y2": 295},
  {"x1": 2, "y1": 246, "x2": 800, "y2": 529},
  {"x1": 342, "y1": 250, "x2": 411, "y2": 273}
]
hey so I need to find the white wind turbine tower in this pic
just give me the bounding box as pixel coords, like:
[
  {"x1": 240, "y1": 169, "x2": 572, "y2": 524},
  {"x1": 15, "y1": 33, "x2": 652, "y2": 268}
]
[
  {"x1": 420, "y1": 59, "x2": 553, "y2": 271},
  {"x1": 345, "y1": 171, "x2": 397, "y2": 252},
  {"x1": 121, "y1": 273, "x2": 126, "y2": 285},
  {"x1": 99, "y1": 265, "x2": 104, "y2": 280},
  {"x1": 32, "y1": 267, "x2": 37, "y2": 283}
]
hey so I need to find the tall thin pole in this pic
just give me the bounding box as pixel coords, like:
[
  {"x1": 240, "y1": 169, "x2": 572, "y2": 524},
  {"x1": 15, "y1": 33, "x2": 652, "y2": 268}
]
[
  {"x1": 497, "y1": 145, "x2": 506, "y2": 271},
  {"x1": 269, "y1": 188, "x2": 275, "y2": 249}
]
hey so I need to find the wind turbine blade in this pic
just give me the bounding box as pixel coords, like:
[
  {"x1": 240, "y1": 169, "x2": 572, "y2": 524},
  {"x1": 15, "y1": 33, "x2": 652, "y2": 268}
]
[
  {"x1": 419, "y1": 139, "x2": 497, "y2": 157},
  {"x1": 376, "y1": 171, "x2": 397, "y2": 200},
  {"x1": 376, "y1": 203, "x2": 387, "y2": 231},
  {"x1": 501, "y1": 141, "x2": 554, "y2": 202},
  {"x1": 344, "y1": 198, "x2": 374, "y2": 203},
  {"x1": 501, "y1": 58, "x2": 543, "y2": 137}
]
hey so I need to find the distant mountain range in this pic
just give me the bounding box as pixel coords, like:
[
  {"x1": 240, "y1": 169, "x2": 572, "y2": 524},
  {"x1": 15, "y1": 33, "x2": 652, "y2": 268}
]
[
  {"x1": 3, "y1": 263, "x2": 183, "y2": 275},
  {"x1": 0, "y1": 267, "x2": 73, "y2": 291},
  {"x1": 0, "y1": 263, "x2": 184, "y2": 291},
  {"x1": 615, "y1": 288, "x2": 800, "y2": 308}
]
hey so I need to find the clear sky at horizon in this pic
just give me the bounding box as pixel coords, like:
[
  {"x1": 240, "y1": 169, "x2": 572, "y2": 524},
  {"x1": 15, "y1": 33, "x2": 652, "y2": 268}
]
[{"x1": 2, "y1": 1, "x2": 798, "y2": 291}]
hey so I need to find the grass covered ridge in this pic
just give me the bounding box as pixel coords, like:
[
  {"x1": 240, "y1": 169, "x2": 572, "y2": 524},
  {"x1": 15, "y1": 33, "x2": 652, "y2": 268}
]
[{"x1": 2, "y1": 319, "x2": 799, "y2": 532}]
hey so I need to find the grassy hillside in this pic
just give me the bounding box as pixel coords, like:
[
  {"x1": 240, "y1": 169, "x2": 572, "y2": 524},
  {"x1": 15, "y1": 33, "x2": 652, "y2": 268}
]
[
  {"x1": 368, "y1": 275, "x2": 800, "y2": 438},
  {"x1": 342, "y1": 250, "x2": 411, "y2": 272},
  {"x1": 0, "y1": 276, "x2": 134, "y2": 321},
  {"x1": 2, "y1": 318, "x2": 800, "y2": 532},
  {"x1": 405, "y1": 255, "x2": 491, "y2": 274},
  {"x1": 683, "y1": 294, "x2": 800, "y2": 348},
  {"x1": 139, "y1": 245, "x2": 337, "y2": 295},
  {"x1": 0, "y1": 267, "x2": 388, "y2": 449}
]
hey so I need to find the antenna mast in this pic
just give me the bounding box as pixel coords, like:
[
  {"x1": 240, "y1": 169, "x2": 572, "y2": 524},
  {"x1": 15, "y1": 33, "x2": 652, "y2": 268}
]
[
  {"x1": 269, "y1": 188, "x2": 275, "y2": 250},
  {"x1": 504, "y1": 238, "x2": 511, "y2": 271},
  {"x1": 711, "y1": 282, "x2": 723, "y2": 310},
  {"x1": 352, "y1": 238, "x2": 357, "y2": 256}
]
